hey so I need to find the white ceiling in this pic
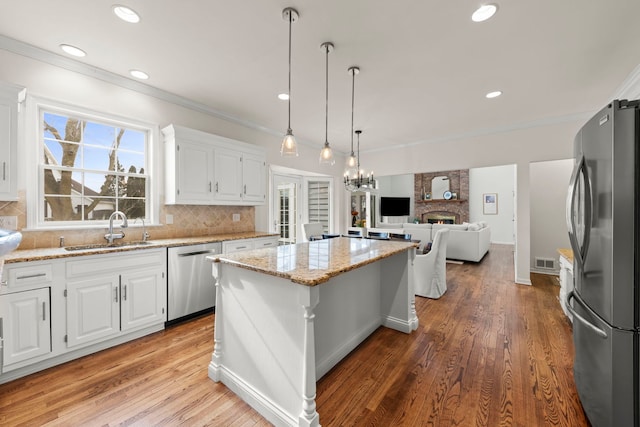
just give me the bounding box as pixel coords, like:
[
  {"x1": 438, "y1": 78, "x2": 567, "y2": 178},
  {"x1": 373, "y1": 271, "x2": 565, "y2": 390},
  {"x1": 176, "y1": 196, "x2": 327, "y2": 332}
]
[{"x1": 1, "y1": 0, "x2": 640, "y2": 155}]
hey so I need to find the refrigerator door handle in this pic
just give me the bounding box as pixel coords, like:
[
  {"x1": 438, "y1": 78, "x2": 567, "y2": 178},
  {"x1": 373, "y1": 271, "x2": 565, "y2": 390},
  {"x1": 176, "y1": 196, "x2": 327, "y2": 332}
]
[
  {"x1": 565, "y1": 291, "x2": 608, "y2": 339},
  {"x1": 565, "y1": 154, "x2": 592, "y2": 268}
]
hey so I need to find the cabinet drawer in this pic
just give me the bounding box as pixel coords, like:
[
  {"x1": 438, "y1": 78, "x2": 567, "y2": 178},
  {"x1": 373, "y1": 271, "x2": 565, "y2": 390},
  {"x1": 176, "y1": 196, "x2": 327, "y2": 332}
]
[
  {"x1": 7, "y1": 263, "x2": 53, "y2": 289},
  {"x1": 254, "y1": 237, "x2": 278, "y2": 249},
  {"x1": 66, "y1": 249, "x2": 165, "y2": 278},
  {"x1": 223, "y1": 240, "x2": 254, "y2": 253}
]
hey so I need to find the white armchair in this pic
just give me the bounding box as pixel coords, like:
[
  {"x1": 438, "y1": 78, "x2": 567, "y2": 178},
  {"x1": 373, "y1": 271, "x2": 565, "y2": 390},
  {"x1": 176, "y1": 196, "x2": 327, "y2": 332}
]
[
  {"x1": 413, "y1": 228, "x2": 449, "y2": 299},
  {"x1": 303, "y1": 223, "x2": 324, "y2": 241}
]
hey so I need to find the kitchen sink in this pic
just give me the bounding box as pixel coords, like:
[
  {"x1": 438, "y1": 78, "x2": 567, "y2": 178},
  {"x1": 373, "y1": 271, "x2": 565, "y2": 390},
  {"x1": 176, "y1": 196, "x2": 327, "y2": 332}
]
[{"x1": 64, "y1": 241, "x2": 153, "y2": 251}]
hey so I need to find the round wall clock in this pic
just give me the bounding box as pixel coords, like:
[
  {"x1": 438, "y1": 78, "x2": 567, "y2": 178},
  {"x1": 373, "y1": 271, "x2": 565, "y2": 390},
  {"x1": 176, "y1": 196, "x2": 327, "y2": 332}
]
[{"x1": 443, "y1": 191, "x2": 453, "y2": 200}]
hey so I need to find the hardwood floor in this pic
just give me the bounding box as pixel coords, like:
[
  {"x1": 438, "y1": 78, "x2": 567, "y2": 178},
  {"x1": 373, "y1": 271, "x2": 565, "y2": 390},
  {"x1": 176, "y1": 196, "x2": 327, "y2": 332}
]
[{"x1": 0, "y1": 244, "x2": 590, "y2": 426}]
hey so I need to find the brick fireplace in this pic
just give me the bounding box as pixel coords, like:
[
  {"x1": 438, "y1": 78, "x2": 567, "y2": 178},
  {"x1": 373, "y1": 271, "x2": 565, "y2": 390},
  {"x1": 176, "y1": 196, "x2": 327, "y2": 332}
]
[{"x1": 414, "y1": 170, "x2": 469, "y2": 224}]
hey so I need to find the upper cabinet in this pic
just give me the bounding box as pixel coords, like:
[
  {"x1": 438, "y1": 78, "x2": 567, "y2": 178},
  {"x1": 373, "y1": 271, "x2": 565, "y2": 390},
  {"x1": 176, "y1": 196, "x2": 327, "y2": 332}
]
[
  {"x1": 0, "y1": 82, "x2": 24, "y2": 201},
  {"x1": 162, "y1": 124, "x2": 266, "y2": 205}
]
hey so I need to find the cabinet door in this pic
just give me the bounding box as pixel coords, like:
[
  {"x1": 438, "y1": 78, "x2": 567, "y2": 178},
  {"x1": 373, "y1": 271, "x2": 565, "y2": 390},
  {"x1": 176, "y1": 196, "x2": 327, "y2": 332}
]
[
  {"x1": 176, "y1": 140, "x2": 214, "y2": 203},
  {"x1": 0, "y1": 288, "x2": 51, "y2": 367},
  {"x1": 120, "y1": 268, "x2": 165, "y2": 331},
  {"x1": 242, "y1": 152, "x2": 266, "y2": 203},
  {"x1": 0, "y1": 103, "x2": 14, "y2": 198},
  {"x1": 66, "y1": 275, "x2": 120, "y2": 348},
  {"x1": 214, "y1": 147, "x2": 243, "y2": 201}
]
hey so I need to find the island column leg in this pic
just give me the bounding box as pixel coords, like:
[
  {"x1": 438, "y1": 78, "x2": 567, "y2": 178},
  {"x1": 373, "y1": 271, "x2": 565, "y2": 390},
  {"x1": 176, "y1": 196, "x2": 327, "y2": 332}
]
[
  {"x1": 208, "y1": 262, "x2": 223, "y2": 382},
  {"x1": 299, "y1": 286, "x2": 320, "y2": 427}
]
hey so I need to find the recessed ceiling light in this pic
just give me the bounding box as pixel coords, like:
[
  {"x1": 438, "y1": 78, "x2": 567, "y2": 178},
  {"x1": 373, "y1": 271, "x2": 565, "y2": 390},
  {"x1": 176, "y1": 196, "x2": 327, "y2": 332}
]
[
  {"x1": 129, "y1": 69, "x2": 149, "y2": 80},
  {"x1": 113, "y1": 5, "x2": 140, "y2": 23},
  {"x1": 278, "y1": 93, "x2": 289, "y2": 100},
  {"x1": 60, "y1": 44, "x2": 86, "y2": 57},
  {"x1": 472, "y1": 4, "x2": 498, "y2": 22},
  {"x1": 486, "y1": 90, "x2": 502, "y2": 99}
]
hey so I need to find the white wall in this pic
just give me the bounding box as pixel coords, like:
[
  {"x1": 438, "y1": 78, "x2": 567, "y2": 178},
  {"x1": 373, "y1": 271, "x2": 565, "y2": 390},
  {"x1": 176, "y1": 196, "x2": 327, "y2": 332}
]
[
  {"x1": 529, "y1": 159, "x2": 573, "y2": 273},
  {"x1": 469, "y1": 165, "x2": 516, "y2": 244}
]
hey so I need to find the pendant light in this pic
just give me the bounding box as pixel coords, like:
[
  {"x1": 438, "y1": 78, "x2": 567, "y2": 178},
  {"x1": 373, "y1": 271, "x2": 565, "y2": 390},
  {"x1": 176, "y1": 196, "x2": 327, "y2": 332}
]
[
  {"x1": 319, "y1": 42, "x2": 335, "y2": 165},
  {"x1": 344, "y1": 66, "x2": 358, "y2": 176},
  {"x1": 280, "y1": 7, "x2": 299, "y2": 157}
]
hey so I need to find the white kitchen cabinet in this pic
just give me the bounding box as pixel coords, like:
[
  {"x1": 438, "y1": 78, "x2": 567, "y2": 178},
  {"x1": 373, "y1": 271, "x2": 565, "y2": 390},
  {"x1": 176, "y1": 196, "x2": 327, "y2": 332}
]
[
  {"x1": 0, "y1": 287, "x2": 51, "y2": 367},
  {"x1": 174, "y1": 139, "x2": 215, "y2": 204},
  {"x1": 65, "y1": 249, "x2": 166, "y2": 349},
  {"x1": 66, "y1": 274, "x2": 120, "y2": 347},
  {"x1": 162, "y1": 124, "x2": 266, "y2": 205},
  {"x1": 242, "y1": 151, "x2": 266, "y2": 203},
  {"x1": 0, "y1": 82, "x2": 23, "y2": 201},
  {"x1": 213, "y1": 147, "x2": 243, "y2": 202},
  {"x1": 121, "y1": 268, "x2": 165, "y2": 331},
  {"x1": 222, "y1": 236, "x2": 279, "y2": 254}
]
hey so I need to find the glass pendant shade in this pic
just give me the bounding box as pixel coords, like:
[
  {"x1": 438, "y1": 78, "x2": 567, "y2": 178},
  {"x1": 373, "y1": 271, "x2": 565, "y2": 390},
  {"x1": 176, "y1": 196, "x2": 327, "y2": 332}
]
[
  {"x1": 319, "y1": 142, "x2": 334, "y2": 165},
  {"x1": 281, "y1": 129, "x2": 298, "y2": 156}
]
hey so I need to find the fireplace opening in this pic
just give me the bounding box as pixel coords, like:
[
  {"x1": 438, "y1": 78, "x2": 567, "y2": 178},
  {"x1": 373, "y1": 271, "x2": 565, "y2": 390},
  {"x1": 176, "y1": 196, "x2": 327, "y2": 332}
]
[
  {"x1": 427, "y1": 218, "x2": 454, "y2": 224},
  {"x1": 422, "y1": 212, "x2": 458, "y2": 224}
]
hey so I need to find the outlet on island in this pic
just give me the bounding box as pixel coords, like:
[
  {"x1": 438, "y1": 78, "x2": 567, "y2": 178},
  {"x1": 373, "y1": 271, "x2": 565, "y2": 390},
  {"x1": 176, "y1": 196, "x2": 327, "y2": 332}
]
[{"x1": 232, "y1": 213, "x2": 240, "y2": 222}]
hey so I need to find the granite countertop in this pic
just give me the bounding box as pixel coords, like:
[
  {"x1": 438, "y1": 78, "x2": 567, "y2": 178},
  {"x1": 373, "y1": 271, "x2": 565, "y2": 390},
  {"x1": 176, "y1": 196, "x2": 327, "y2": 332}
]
[
  {"x1": 3, "y1": 231, "x2": 278, "y2": 264},
  {"x1": 209, "y1": 236, "x2": 418, "y2": 286},
  {"x1": 557, "y1": 248, "x2": 574, "y2": 263}
]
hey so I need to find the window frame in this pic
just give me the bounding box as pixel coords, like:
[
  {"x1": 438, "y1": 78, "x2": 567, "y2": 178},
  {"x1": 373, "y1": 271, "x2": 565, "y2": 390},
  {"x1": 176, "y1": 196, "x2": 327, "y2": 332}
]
[{"x1": 26, "y1": 95, "x2": 159, "y2": 230}]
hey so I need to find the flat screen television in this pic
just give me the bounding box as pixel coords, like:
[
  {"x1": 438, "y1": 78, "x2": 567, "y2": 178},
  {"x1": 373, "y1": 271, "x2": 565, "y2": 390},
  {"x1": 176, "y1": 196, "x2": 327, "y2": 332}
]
[{"x1": 380, "y1": 197, "x2": 410, "y2": 216}]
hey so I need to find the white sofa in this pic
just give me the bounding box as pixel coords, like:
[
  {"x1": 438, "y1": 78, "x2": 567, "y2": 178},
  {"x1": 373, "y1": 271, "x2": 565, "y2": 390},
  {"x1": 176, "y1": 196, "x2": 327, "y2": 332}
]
[{"x1": 357, "y1": 221, "x2": 490, "y2": 262}]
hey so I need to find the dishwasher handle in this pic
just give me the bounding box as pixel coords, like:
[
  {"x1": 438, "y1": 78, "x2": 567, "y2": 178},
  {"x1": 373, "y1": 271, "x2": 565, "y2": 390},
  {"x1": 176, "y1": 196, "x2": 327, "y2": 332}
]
[{"x1": 177, "y1": 249, "x2": 219, "y2": 257}]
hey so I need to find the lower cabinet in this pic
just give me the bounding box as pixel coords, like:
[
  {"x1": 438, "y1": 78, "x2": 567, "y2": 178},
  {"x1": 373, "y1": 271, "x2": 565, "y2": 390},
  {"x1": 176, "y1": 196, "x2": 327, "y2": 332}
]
[
  {"x1": 65, "y1": 249, "x2": 166, "y2": 349},
  {"x1": 0, "y1": 287, "x2": 51, "y2": 367}
]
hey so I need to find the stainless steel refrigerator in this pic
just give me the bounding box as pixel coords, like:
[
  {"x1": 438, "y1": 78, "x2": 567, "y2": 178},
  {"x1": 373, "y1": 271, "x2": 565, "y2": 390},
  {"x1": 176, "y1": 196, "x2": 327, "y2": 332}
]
[{"x1": 566, "y1": 99, "x2": 639, "y2": 427}]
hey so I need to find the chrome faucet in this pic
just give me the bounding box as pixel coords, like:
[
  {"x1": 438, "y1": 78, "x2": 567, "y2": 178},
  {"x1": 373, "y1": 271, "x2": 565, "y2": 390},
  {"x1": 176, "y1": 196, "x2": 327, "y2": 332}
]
[
  {"x1": 135, "y1": 217, "x2": 150, "y2": 242},
  {"x1": 104, "y1": 211, "x2": 128, "y2": 244}
]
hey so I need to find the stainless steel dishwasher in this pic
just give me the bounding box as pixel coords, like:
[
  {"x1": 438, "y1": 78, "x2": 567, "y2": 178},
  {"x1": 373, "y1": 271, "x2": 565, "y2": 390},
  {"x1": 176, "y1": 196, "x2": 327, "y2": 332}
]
[{"x1": 167, "y1": 242, "x2": 221, "y2": 323}]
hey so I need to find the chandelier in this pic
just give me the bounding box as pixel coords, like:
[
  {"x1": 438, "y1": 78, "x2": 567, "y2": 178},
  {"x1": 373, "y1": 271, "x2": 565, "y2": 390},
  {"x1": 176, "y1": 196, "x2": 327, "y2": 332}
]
[
  {"x1": 344, "y1": 66, "x2": 376, "y2": 192},
  {"x1": 344, "y1": 129, "x2": 376, "y2": 191}
]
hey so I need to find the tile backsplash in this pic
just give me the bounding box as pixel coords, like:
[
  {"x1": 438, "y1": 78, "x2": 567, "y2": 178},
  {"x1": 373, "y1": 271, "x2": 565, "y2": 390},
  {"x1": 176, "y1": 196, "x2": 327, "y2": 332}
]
[{"x1": 0, "y1": 191, "x2": 255, "y2": 250}]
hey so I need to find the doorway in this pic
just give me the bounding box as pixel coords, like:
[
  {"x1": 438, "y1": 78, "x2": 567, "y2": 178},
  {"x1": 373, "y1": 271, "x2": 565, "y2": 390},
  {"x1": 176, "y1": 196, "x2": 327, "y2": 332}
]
[{"x1": 272, "y1": 173, "x2": 301, "y2": 245}]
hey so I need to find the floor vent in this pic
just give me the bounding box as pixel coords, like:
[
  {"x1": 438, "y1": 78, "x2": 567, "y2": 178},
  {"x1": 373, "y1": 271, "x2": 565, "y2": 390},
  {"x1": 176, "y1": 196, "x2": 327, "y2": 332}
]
[{"x1": 535, "y1": 257, "x2": 555, "y2": 270}]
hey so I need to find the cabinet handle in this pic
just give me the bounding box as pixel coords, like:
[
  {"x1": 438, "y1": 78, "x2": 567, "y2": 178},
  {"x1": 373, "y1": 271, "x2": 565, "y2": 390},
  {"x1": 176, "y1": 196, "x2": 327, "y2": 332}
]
[
  {"x1": 209, "y1": 182, "x2": 212, "y2": 192},
  {"x1": 244, "y1": 185, "x2": 247, "y2": 195},
  {"x1": 123, "y1": 284, "x2": 127, "y2": 301},
  {"x1": 114, "y1": 287, "x2": 119, "y2": 303},
  {"x1": 236, "y1": 246, "x2": 247, "y2": 250},
  {"x1": 215, "y1": 182, "x2": 219, "y2": 193},
  {"x1": 16, "y1": 273, "x2": 47, "y2": 280},
  {"x1": 42, "y1": 301, "x2": 46, "y2": 321},
  {"x1": 2, "y1": 161, "x2": 5, "y2": 181}
]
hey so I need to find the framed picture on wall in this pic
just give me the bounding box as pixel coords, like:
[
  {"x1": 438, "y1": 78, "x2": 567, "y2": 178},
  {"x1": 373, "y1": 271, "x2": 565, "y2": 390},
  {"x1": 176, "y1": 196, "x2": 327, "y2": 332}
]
[{"x1": 483, "y1": 193, "x2": 498, "y2": 215}]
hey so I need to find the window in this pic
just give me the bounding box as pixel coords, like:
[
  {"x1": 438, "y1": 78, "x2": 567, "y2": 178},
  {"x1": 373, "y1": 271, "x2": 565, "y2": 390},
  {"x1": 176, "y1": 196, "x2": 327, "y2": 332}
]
[
  {"x1": 306, "y1": 179, "x2": 331, "y2": 233},
  {"x1": 38, "y1": 106, "x2": 150, "y2": 226}
]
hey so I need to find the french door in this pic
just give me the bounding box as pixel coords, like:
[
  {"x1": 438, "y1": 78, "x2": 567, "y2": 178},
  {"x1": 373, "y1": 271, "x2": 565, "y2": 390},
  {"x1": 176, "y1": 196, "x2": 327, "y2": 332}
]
[{"x1": 272, "y1": 174, "x2": 301, "y2": 245}]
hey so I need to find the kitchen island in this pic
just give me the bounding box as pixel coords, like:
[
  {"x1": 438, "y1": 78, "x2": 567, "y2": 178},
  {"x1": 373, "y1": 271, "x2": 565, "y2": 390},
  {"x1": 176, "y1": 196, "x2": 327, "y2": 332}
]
[{"x1": 207, "y1": 237, "x2": 418, "y2": 427}]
